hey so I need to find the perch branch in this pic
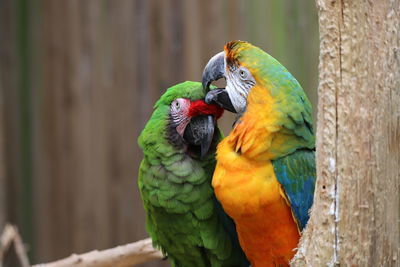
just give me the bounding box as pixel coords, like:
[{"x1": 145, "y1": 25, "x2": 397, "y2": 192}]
[
  {"x1": 0, "y1": 224, "x2": 30, "y2": 267},
  {"x1": 32, "y1": 238, "x2": 164, "y2": 267}
]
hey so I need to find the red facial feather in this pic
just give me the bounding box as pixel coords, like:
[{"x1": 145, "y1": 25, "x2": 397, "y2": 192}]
[{"x1": 188, "y1": 100, "x2": 224, "y2": 119}]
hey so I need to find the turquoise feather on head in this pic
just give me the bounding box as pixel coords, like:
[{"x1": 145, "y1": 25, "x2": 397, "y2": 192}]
[{"x1": 203, "y1": 40, "x2": 315, "y2": 151}]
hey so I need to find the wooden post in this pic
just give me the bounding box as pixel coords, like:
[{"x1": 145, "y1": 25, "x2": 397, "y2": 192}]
[{"x1": 292, "y1": 0, "x2": 400, "y2": 266}]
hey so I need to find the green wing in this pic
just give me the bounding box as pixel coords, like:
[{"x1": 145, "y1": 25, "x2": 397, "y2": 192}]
[{"x1": 139, "y1": 154, "x2": 246, "y2": 267}]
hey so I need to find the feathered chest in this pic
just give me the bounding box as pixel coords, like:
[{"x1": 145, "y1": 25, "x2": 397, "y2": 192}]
[
  {"x1": 139, "y1": 155, "x2": 214, "y2": 213},
  {"x1": 211, "y1": 131, "x2": 301, "y2": 266},
  {"x1": 212, "y1": 138, "x2": 285, "y2": 217}
]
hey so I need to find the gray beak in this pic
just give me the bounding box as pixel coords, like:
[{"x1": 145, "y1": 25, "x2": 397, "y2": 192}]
[
  {"x1": 202, "y1": 51, "x2": 237, "y2": 113},
  {"x1": 183, "y1": 115, "x2": 215, "y2": 158},
  {"x1": 200, "y1": 115, "x2": 215, "y2": 158},
  {"x1": 205, "y1": 88, "x2": 236, "y2": 113},
  {"x1": 202, "y1": 51, "x2": 225, "y2": 91}
]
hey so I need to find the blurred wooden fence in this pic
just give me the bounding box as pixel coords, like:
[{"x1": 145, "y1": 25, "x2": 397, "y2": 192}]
[{"x1": 0, "y1": 0, "x2": 318, "y2": 266}]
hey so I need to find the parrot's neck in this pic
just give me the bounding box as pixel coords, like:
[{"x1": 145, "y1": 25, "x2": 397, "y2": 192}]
[{"x1": 225, "y1": 84, "x2": 298, "y2": 161}]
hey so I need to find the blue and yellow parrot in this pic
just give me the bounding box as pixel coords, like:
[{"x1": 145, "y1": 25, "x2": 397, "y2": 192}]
[{"x1": 202, "y1": 41, "x2": 316, "y2": 266}]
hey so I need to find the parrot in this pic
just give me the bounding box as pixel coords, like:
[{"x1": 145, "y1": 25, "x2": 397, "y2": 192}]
[
  {"x1": 138, "y1": 81, "x2": 249, "y2": 267},
  {"x1": 201, "y1": 41, "x2": 316, "y2": 267}
]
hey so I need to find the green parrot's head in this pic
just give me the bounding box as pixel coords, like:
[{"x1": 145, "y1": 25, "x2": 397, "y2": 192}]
[
  {"x1": 139, "y1": 81, "x2": 224, "y2": 158},
  {"x1": 202, "y1": 41, "x2": 309, "y2": 115}
]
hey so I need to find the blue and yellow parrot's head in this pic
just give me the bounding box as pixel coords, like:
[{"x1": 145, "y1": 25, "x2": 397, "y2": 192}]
[
  {"x1": 202, "y1": 40, "x2": 310, "y2": 116},
  {"x1": 202, "y1": 41, "x2": 315, "y2": 148}
]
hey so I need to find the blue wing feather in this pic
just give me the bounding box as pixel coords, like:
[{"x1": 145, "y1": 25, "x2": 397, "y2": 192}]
[{"x1": 272, "y1": 149, "x2": 316, "y2": 230}]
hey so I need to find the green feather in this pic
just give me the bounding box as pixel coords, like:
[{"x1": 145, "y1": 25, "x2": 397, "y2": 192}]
[
  {"x1": 193, "y1": 199, "x2": 214, "y2": 220},
  {"x1": 164, "y1": 158, "x2": 194, "y2": 177},
  {"x1": 138, "y1": 81, "x2": 248, "y2": 267}
]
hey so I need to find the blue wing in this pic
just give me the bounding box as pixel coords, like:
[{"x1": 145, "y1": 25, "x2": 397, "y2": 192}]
[{"x1": 272, "y1": 149, "x2": 316, "y2": 231}]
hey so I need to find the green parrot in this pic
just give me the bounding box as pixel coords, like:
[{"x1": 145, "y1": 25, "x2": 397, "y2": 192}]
[{"x1": 138, "y1": 81, "x2": 249, "y2": 267}]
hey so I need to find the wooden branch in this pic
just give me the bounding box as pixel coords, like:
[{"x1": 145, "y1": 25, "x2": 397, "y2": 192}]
[
  {"x1": 0, "y1": 224, "x2": 30, "y2": 267},
  {"x1": 32, "y1": 238, "x2": 164, "y2": 267}
]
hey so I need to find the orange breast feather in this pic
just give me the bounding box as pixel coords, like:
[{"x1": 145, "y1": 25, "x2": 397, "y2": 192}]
[{"x1": 212, "y1": 87, "x2": 300, "y2": 266}]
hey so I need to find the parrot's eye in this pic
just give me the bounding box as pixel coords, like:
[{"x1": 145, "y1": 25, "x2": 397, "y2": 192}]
[
  {"x1": 174, "y1": 100, "x2": 180, "y2": 110},
  {"x1": 171, "y1": 99, "x2": 182, "y2": 112},
  {"x1": 171, "y1": 98, "x2": 189, "y2": 114},
  {"x1": 238, "y1": 68, "x2": 250, "y2": 80}
]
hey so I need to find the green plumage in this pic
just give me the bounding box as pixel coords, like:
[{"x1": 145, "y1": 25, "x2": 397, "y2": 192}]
[{"x1": 138, "y1": 81, "x2": 247, "y2": 267}]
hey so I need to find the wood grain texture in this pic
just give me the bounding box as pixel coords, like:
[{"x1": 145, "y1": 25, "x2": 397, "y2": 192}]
[
  {"x1": 291, "y1": 0, "x2": 341, "y2": 265},
  {"x1": 292, "y1": 0, "x2": 400, "y2": 266}
]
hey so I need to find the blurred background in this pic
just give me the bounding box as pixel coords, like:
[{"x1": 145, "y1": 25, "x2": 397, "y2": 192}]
[{"x1": 0, "y1": 0, "x2": 318, "y2": 266}]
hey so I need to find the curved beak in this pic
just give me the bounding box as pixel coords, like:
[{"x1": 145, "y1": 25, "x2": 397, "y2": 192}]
[
  {"x1": 202, "y1": 51, "x2": 237, "y2": 113},
  {"x1": 183, "y1": 115, "x2": 215, "y2": 158},
  {"x1": 202, "y1": 51, "x2": 225, "y2": 91},
  {"x1": 205, "y1": 88, "x2": 236, "y2": 113}
]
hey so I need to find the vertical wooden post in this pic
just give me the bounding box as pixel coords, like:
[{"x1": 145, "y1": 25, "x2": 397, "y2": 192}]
[{"x1": 292, "y1": 0, "x2": 400, "y2": 266}]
